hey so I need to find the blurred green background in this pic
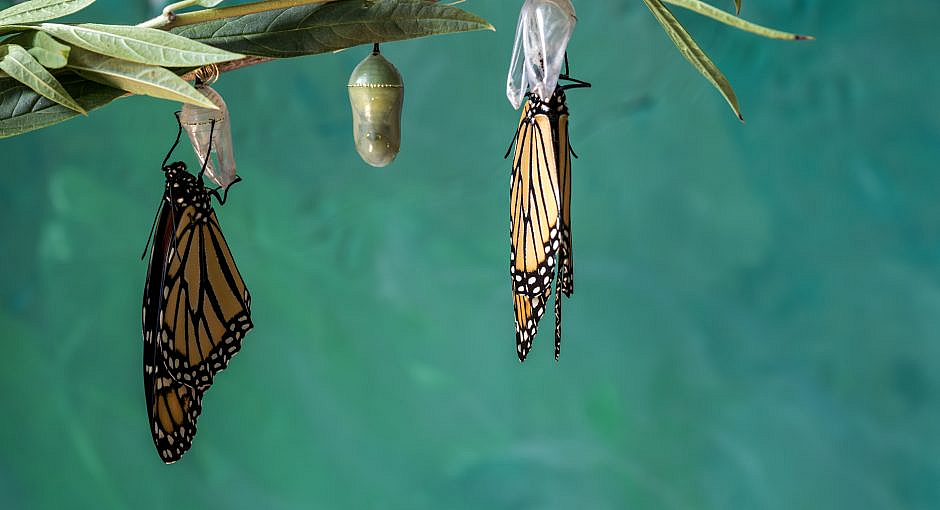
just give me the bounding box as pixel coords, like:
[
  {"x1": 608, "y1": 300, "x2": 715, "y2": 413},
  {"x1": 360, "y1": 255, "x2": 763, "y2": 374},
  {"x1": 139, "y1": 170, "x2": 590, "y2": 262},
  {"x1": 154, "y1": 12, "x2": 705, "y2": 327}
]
[{"x1": 2, "y1": 0, "x2": 938, "y2": 508}]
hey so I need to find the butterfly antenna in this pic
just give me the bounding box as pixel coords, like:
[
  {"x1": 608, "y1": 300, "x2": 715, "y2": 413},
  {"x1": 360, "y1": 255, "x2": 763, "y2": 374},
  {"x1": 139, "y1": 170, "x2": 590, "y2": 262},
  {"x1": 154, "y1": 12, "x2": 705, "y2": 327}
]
[
  {"x1": 505, "y1": 119, "x2": 525, "y2": 159},
  {"x1": 163, "y1": 112, "x2": 184, "y2": 169},
  {"x1": 505, "y1": 92, "x2": 532, "y2": 159},
  {"x1": 159, "y1": 179, "x2": 185, "y2": 265},
  {"x1": 140, "y1": 198, "x2": 165, "y2": 260},
  {"x1": 167, "y1": 205, "x2": 184, "y2": 265}
]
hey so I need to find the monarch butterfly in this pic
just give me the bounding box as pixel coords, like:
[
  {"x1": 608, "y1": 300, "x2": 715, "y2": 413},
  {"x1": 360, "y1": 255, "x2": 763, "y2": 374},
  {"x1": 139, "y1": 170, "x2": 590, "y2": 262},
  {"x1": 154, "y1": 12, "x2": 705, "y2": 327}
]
[
  {"x1": 507, "y1": 71, "x2": 589, "y2": 362},
  {"x1": 142, "y1": 114, "x2": 252, "y2": 463}
]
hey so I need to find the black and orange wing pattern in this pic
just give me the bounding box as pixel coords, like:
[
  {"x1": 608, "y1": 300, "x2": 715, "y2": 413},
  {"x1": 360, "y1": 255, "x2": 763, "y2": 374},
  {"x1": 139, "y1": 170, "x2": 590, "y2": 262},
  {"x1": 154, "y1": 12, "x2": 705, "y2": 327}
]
[
  {"x1": 554, "y1": 106, "x2": 573, "y2": 360},
  {"x1": 509, "y1": 87, "x2": 578, "y2": 362},
  {"x1": 142, "y1": 157, "x2": 252, "y2": 463},
  {"x1": 509, "y1": 95, "x2": 562, "y2": 361},
  {"x1": 557, "y1": 111, "x2": 573, "y2": 299},
  {"x1": 158, "y1": 200, "x2": 252, "y2": 390}
]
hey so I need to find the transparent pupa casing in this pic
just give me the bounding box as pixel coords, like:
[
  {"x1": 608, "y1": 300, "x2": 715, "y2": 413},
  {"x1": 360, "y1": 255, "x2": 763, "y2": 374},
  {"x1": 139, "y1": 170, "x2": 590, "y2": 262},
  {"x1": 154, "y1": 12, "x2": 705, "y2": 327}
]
[
  {"x1": 348, "y1": 48, "x2": 404, "y2": 167},
  {"x1": 506, "y1": 0, "x2": 577, "y2": 109},
  {"x1": 179, "y1": 84, "x2": 237, "y2": 188}
]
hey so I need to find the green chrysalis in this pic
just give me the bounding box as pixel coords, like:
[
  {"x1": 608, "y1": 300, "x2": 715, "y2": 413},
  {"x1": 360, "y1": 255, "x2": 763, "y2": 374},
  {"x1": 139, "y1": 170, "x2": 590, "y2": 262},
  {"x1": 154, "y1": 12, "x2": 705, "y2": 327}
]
[{"x1": 348, "y1": 44, "x2": 404, "y2": 167}]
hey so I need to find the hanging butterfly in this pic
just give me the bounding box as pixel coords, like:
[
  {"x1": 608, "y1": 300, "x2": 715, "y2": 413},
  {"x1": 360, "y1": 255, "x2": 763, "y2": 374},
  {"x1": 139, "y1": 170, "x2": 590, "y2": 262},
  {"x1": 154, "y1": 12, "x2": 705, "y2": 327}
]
[
  {"x1": 142, "y1": 113, "x2": 252, "y2": 463},
  {"x1": 506, "y1": 68, "x2": 590, "y2": 362}
]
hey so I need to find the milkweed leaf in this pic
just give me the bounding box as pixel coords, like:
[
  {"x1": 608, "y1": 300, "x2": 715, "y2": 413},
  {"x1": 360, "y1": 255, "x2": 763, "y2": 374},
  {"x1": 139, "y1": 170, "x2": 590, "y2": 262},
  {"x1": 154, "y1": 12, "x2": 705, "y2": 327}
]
[
  {"x1": 6, "y1": 30, "x2": 71, "y2": 68},
  {"x1": 172, "y1": 0, "x2": 494, "y2": 58},
  {"x1": 66, "y1": 46, "x2": 217, "y2": 109},
  {"x1": 0, "y1": 0, "x2": 95, "y2": 25},
  {"x1": 643, "y1": 0, "x2": 743, "y2": 121},
  {"x1": 663, "y1": 0, "x2": 813, "y2": 40},
  {"x1": 0, "y1": 43, "x2": 83, "y2": 113},
  {"x1": 0, "y1": 72, "x2": 122, "y2": 138},
  {"x1": 39, "y1": 23, "x2": 243, "y2": 66}
]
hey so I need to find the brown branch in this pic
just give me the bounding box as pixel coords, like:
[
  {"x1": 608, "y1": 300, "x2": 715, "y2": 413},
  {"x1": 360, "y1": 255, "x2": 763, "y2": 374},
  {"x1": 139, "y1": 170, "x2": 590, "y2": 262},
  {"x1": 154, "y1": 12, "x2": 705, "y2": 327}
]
[{"x1": 180, "y1": 56, "x2": 275, "y2": 82}]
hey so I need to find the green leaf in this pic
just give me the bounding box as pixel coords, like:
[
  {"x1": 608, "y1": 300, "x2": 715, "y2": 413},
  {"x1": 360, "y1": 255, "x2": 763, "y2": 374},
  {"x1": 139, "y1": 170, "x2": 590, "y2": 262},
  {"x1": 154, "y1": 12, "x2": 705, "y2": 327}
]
[
  {"x1": 0, "y1": 0, "x2": 95, "y2": 25},
  {"x1": 663, "y1": 0, "x2": 813, "y2": 40},
  {"x1": 734, "y1": 0, "x2": 741, "y2": 15},
  {"x1": 0, "y1": 72, "x2": 122, "y2": 138},
  {"x1": 37, "y1": 23, "x2": 243, "y2": 66},
  {"x1": 0, "y1": 43, "x2": 84, "y2": 113},
  {"x1": 642, "y1": 0, "x2": 743, "y2": 121},
  {"x1": 6, "y1": 30, "x2": 71, "y2": 68},
  {"x1": 66, "y1": 46, "x2": 216, "y2": 109},
  {"x1": 0, "y1": 26, "x2": 29, "y2": 36},
  {"x1": 172, "y1": 0, "x2": 494, "y2": 58}
]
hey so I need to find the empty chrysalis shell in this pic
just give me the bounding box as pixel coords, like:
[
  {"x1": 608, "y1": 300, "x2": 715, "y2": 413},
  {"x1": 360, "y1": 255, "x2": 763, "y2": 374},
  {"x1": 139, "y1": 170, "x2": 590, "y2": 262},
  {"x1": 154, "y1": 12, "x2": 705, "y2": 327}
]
[
  {"x1": 507, "y1": 0, "x2": 577, "y2": 109},
  {"x1": 348, "y1": 45, "x2": 404, "y2": 167},
  {"x1": 179, "y1": 84, "x2": 237, "y2": 188}
]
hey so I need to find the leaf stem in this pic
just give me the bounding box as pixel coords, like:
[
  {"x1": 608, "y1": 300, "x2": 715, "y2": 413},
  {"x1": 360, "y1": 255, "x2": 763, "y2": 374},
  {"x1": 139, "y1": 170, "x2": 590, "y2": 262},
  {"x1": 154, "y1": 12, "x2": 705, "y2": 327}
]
[
  {"x1": 139, "y1": 0, "x2": 343, "y2": 30},
  {"x1": 137, "y1": 0, "x2": 201, "y2": 28},
  {"x1": 180, "y1": 55, "x2": 274, "y2": 81}
]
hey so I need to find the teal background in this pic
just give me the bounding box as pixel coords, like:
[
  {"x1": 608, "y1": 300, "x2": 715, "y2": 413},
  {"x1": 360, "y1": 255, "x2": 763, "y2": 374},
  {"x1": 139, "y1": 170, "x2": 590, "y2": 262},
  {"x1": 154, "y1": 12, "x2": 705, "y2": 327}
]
[{"x1": 1, "y1": 0, "x2": 938, "y2": 508}]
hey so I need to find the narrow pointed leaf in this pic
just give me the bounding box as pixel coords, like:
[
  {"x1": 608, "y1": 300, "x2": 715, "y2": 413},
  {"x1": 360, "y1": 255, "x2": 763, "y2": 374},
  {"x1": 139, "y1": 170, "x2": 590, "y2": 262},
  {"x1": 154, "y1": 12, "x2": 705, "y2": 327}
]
[
  {"x1": 38, "y1": 23, "x2": 243, "y2": 66},
  {"x1": 66, "y1": 47, "x2": 217, "y2": 109},
  {"x1": 172, "y1": 0, "x2": 494, "y2": 58},
  {"x1": 734, "y1": 0, "x2": 741, "y2": 15},
  {"x1": 0, "y1": 44, "x2": 84, "y2": 113},
  {"x1": 6, "y1": 30, "x2": 71, "y2": 68},
  {"x1": 663, "y1": 0, "x2": 813, "y2": 40},
  {"x1": 0, "y1": 26, "x2": 29, "y2": 36},
  {"x1": 0, "y1": 72, "x2": 122, "y2": 138},
  {"x1": 643, "y1": 0, "x2": 743, "y2": 120},
  {"x1": 0, "y1": 0, "x2": 95, "y2": 25}
]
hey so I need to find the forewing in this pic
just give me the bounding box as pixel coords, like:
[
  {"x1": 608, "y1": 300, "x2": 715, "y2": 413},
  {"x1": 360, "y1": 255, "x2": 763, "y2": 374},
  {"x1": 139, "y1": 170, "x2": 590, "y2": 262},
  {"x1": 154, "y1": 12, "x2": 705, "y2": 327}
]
[
  {"x1": 161, "y1": 207, "x2": 252, "y2": 389},
  {"x1": 510, "y1": 103, "x2": 561, "y2": 361}
]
